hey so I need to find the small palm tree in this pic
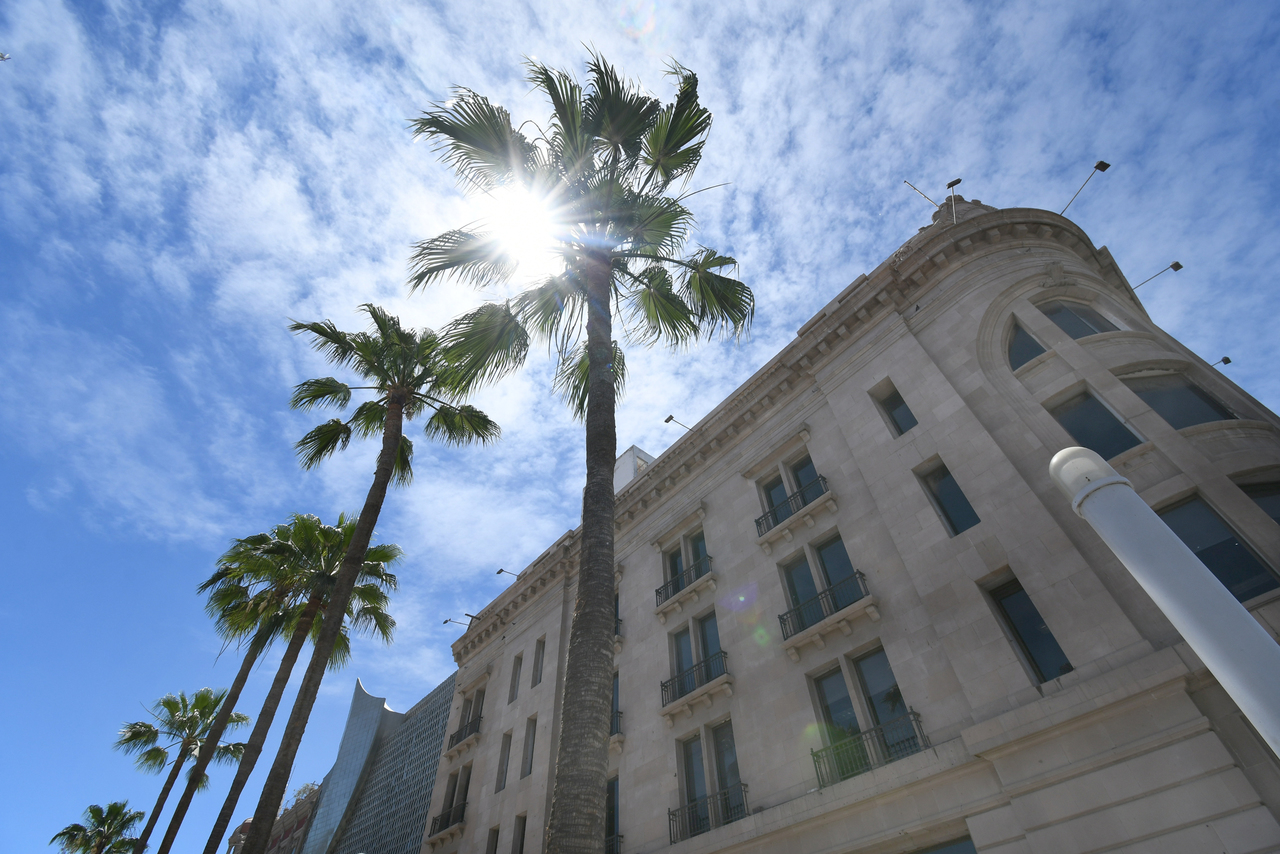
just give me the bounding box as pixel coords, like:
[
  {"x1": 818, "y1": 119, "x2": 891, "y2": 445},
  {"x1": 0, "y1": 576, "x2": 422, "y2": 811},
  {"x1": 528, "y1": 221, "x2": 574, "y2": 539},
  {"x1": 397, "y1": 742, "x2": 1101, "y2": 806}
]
[
  {"x1": 235, "y1": 305, "x2": 499, "y2": 854},
  {"x1": 407, "y1": 55, "x2": 753, "y2": 852},
  {"x1": 114, "y1": 689, "x2": 248, "y2": 853},
  {"x1": 51, "y1": 802, "x2": 144, "y2": 854}
]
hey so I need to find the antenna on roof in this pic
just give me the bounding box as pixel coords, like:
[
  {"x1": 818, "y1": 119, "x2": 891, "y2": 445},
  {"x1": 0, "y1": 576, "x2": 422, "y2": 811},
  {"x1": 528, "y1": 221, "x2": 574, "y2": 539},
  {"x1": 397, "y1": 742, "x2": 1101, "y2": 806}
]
[
  {"x1": 946, "y1": 178, "x2": 962, "y2": 224},
  {"x1": 1061, "y1": 160, "x2": 1111, "y2": 215},
  {"x1": 903, "y1": 180, "x2": 938, "y2": 207}
]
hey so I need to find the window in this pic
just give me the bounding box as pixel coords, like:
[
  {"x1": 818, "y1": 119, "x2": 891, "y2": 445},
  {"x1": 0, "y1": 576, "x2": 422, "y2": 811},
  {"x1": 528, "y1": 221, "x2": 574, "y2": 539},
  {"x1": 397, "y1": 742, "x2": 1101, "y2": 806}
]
[
  {"x1": 1121, "y1": 374, "x2": 1235, "y2": 430},
  {"x1": 1049, "y1": 391, "x2": 1141, "y2": 459},
  {"x1": 495, "y1": 731, "x2": 512, "y2": 792},
  {"x1": 531, "y1": 638, "x2": 545, "y2": 687},
  {"x1": 814, "y1": 667, "x2": 859, "y2": 742},
  {"x1": 854, "y1": 649, "x2": 908, "y2": 726},
  {"x1": 508, "y1": 654, "x2": 522, "y2": 704},
  {"x1": 921, "y1": 463, "x2": 980, "y2": 535},
  {"x1": 1039, "y1": 300, "x2": 1118, "y2": 339},
  {"x1": 689, "y1": 530, "x2": 709, "y2": 569},
  {"x1": 485, "y1": 828, "x2": 500, "y2": 854},
  {"x1": 510, "y1": 814, "x2": 526, "y2": 854},
  {"x1": 459, "y1": 688, "x2": 484, "y2": 725},
  {"x1": 668, "y1": 611, "x2": 727, "y2": 702},
  {"x1": 1243, "y1": 482, "x2": 1280, "y2": 525},
  {"x1": 815, "y1": 537, "x2": 861, "y2": 609},
  {"x1": 1008, "y1": 322, "x2": 1046, "y2": 370},
  {"x1": 711, "y1": 720, "x2": 746, "y2": 819},
  {"x1": 441, "y1": 763, "x2": 472, "y2": 816},
  {"x1": 610, "y1": 672, "x2": 621, "y2": 735},
  {"x1": 606, "y1": 777, "x2": 620, "y2": 853},
  {"x1": 1159, "y1": 497, "x2": 1279, "y2": 602},
  {"x1": 783, "y1": 555, "x2": 820, "y2": 612},
  {"x1": 757, "y1": 454, "x2": 830, "y2": 535},
  {"x1": 877, "y1": 385, "x2": 918, "y2": 436},
  {"x1": 990, "y1": 579, "x2": 1073, "y2": 683},
  {"x1": 682, "y1": 735, "x2": 709, "y2": 835},
  {"x1": 520, "y1": 716, "x2": 537, "y2": 778},
  {"x1": 667, "y1": 547, "x2": 685, "y2": 588},
  {"x1": 917, "y1": 840, "x2": 978, "y2": 854}
]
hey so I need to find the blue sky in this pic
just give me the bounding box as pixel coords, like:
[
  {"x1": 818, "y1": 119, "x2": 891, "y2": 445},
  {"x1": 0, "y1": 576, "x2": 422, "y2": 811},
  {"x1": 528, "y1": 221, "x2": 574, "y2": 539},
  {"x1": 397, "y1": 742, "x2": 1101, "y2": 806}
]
[{"x1": 3, "y1": 0, "x2": 1279, "y2": 850}]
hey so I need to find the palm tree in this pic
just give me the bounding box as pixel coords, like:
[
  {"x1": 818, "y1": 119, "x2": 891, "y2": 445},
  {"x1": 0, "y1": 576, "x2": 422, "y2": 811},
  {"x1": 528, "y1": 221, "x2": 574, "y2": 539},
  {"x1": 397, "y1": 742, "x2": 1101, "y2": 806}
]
[
  {"x1": 236, "y1": 305, "x2": 500, "y2": 854},
  {"x1": 51, "y1": 802, "x2": 145, "y2": 854},
  {"x1": 405, "y1": 55, "x2": 754, "y2": 853},
  {"x1": 114, "y1": 689, "x2": 249, "y2": 853},
  {"x1": 158, "y1": 514, "x2": 399, "y2": 854}
]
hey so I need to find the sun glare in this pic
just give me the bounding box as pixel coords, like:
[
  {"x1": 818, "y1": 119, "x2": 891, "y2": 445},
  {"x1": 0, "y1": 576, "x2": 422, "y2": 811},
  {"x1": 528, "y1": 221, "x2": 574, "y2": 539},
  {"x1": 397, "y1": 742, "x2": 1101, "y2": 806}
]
[{"x1": 472, "y1": 185, "x2": 565, "y2": 289}]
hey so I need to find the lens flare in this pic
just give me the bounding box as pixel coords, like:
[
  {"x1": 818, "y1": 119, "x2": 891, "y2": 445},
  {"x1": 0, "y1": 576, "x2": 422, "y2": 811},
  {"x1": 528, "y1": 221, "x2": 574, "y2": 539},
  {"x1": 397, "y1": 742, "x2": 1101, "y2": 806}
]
[
  {"x1": 469, "y1": 185, "x2": 564, "y2": 289},
  {"x1": 617, "y1": 0, "x2": 658, "y2": 39},
  {"x1": 720, "y1": 583, "x2": 757, "y2": 612}
]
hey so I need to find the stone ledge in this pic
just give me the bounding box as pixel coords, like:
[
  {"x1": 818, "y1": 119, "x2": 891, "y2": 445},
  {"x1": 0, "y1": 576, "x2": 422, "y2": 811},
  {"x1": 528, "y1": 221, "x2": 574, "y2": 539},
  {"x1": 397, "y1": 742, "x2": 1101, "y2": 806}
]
[
  {"x1": 782, "y1": 595, "x2": 881, "y2": 662},
  {"x1": 662, "y1": 673, "x2": 734, "y2": 728},
  {"x1": 655, "y1": 571, "x2": 719, "y2": 625},
  {"x1": 756, "y1": 492, "x2": 840, "y2": 556},
  {"x1": 425, "y1": 821, "x2": 465, "y2": 850},
  {"x1": 442, "y1": 731, "x2": 479, "y2": 762}
]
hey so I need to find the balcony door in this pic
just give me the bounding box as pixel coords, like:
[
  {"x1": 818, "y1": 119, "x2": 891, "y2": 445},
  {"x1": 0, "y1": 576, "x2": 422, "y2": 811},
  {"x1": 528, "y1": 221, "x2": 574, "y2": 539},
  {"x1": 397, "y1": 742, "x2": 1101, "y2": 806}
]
[
  {"x1": 711, "y1": 721, "x2": 745, "y2": 822},
  {"x1": 682, "y1": 736, "x2": 710, "y2": 835},
  {"x1": 698, "y1": 613, "x2": 723, "y2": 681},
  {"x1": 816, "y1": 538, "x2": 860, "y2": 610},
  {"x1": 673, "y1": 629, "x2": 695, "y2": 696}
]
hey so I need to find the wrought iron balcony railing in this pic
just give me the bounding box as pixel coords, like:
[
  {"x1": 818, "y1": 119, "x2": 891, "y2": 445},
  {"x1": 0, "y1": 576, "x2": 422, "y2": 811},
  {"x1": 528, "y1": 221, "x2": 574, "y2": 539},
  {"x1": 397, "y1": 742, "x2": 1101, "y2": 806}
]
[
  {"x1": 668, "y1": 782, "x2": 749, "y2": 843},
  {"x1": 810, "y1": 712, "x2": 929, "y2": 788},
  {"x1": 661, "y1": 651, "x2": 729, "y2": 707},
  {"x1": 428, "y1": 801, "x2": 466, "y2": 836},
  {"x1": 447, "y1": 716, "x2": 481, "y2": 749},
  {"x1": 778, "y1": 571, "x2": 870, "y2": 640},
  {"x1": 605, "y1": 833, "x2": 623, "y2": 854},
  {"x1": 655, "y1": 556, "x2": 714, "y2": 607},
  {"x1": 755, "y1": 476, "x2": 829, "y2": 536},
  {"x1": 610, "y1": 710, "x2": 623, "y2": 736}
]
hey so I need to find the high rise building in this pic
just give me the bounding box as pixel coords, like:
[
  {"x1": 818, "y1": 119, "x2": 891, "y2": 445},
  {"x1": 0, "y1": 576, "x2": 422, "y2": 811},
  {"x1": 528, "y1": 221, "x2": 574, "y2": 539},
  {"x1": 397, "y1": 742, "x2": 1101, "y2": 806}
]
[{"x1": 419, "y1": 197, "x2": 1280, "y2": 854}]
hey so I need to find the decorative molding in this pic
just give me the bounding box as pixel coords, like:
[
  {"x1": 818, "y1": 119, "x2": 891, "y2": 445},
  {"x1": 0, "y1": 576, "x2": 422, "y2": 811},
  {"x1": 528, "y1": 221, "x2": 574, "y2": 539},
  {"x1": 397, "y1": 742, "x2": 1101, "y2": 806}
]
[
  {"x1": 661, "y1": 674, "x2": 734, "y2": 728},
  {"x1": 782, "y1": 595, "x2": 881, "y2": 663}
]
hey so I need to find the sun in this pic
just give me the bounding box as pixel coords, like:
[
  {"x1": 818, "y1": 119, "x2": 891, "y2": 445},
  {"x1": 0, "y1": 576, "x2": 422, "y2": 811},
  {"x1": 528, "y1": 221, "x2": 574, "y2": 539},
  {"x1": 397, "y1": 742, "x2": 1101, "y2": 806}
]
[{"x1": 471, "y1": 185, "x2": 565, "y2": 288}]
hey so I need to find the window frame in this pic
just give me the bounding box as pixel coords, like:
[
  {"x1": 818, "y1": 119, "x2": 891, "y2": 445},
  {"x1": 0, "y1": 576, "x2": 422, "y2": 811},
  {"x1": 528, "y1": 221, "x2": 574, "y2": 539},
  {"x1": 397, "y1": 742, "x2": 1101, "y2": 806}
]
[
  {"x1": 1157, "y1": 493, "x2": 1280, "y2": 603},
  {"x1": 985, "y1": 576, "x2": 1074, "y2": 685},
  {"x1": 1007, "y1": 319, "x2": 1047, "y2": 371},
  {"x1": 530, "y1": 637, "x2": 546, "y2": 688},
  {"x1": 1046, "y1": 385, "x2": 1144, "y2": 460},
  {"x1": 1035, "y1": 298, "x2": 1122, "y2": 340},
  {"x1": 807, "y1": 646, "x2": 907, "y2": 746},
  {"x1": 519, "y1": 716, "x2": 537, "y2": 779},
  {"x1": 870, "y1": 377, "x2": 919, "y2": 438},
  {"x1": 917, "y1": 460, "x2": 981, "y2": 536},
  {"x1": 1118, "y1": 370, "x2": 1237, "y2": 430},
  {"x1": 507, "y1": 653, "x2": 523, "y2": 704}
]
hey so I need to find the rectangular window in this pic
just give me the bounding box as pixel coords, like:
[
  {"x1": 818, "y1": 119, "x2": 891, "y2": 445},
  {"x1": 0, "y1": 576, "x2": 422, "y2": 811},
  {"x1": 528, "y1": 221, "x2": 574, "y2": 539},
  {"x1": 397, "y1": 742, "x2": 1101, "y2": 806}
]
[
  {"x1": 792, "y1": 455, "x2": 822, "y2": 503},
  {"x1": 510, "y1": 815, "x2": 526, "y2": 854},
  {"x1": 495, "y1": 731, "x2": 512, "y2": 792},
  {"x1": 814, "y1": 667, "x2": 860, "y2": 742},
  {"x1": 1008, "y1": 322, "x2": 1046, "y2": 370},
  {"x1": 1039, "y1": 300, "x2": 1118, "y2": 339},
  {"x1": 922, "y1": 463, "x2": 980, "y2": 535},
  {"x1": 712, "y1": 720, "x2": 747, "y2": 823},
  {"x1": 918, "y1": 840, "x2": 978, "y2": 854},
  {"x1": 682, "y1": 735, "x2": 709, "y2": 835},
  {"x1": 508, "y1": 654, "x2": 523, "y2": 704},
  {"x1": 610, "y1": 672, "x2": 621, "y2": 735},
  {"x1": 991, "y1": 579, "x2": 1073, "y2": 682},
  {"x1": 815, "y1": 536, "x2": 861, "y2": 609},
  {"x1": 531, "y1": 639, "x2": 545, "y2": 688},
  {"x1": 667, "y1": 548, "x2": 684, "y2": 584},
  {"x1": 783, "y1": 555, "x2": 819, "y2": 609},
  {"x1": 455, "y1": 763, "x2": 473, "y2": 806},
  {"x1": 606, "y1": 777, "x2": 619, "y2": 850},
  {"x1": 1122, "y1": 374, "x2": 1235, "y2": 430},
  {"x1": 1159, "y1": 497, "x2": 1279, "y2": 602},
  {"x1": 699, "y1": 611, "x2": 722, "y2": 658},
  {"x1": 879, "y1": 387, "x2": 919, "y2": 436},
  {"x1": 690, "y1": 530, "x2": 709, "y2": 565},
  {"x1": 763, "y1": 474, "x2": 791, "y2": 522},
  {"x1": 485, "y1": 828, "x2": 500, "y2": 854},
  {"x1": 441, "y1": 769, "x2": 459, "y2": 811},
  {"x1": 520, "y1": 716, "x2": 537, "y2": 778},
  {"x1": 1049, "y1": 391, "x2": 1142, "y2": 459},
  {"x1": 1243, "y1": 482, "x2": 1280, "y2": 525},
  {"x1": 854, "y1": 649, "x2": 907, "y2": 725}
]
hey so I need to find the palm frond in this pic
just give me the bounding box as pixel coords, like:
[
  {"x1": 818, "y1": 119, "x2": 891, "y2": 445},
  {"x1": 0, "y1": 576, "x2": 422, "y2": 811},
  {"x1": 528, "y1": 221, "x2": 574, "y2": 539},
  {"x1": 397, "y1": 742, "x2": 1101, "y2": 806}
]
[
  {"x1": 625, "y1": 264, "x2": 699, "y2": 345},
  {"x1": 288, "y1": 319, "x2": 358, "y2": 369},
  {"x1": 511, "y1": 274, "x2": 586, "y2": 353},
  {"x1": 295, "y1": 419, "x2": 353, "y2": 469},
  {"x1": 585, "y1": 52, "x2": 661, "y2": 165},
  {"x1": 642, "y1": 64, "x2": 711, "y2": 190},
  {"x1": 290, "y1": 377, "x2": 352, "y2": 412},
  {"x1": 679, "y1": 248, "x2": 754, "y2": 339},
  {"x1": 349, "y1": 400, "x2": 388, "y2": 440},
  {"x1": 527, "y1": 61, "x2": 593, "y2": 181},
  {"x1": 410, "y1": 89, "x2": 532, "y2": 192},
  {"x1": 552, "y1": 341, "x2": 628, "y2": 421},
  {"x1": 423, "y1": 404, "x2": 502, "y2": 446},
  {"x1": 392, "y1": 434, "x2": 414, "y2": 487},
  {"x1": 440, "y1": 302, "x2": 531, "y2": 388},
  {"x1": 407, "y1": 228, "x2": 516, "y2": 293}
]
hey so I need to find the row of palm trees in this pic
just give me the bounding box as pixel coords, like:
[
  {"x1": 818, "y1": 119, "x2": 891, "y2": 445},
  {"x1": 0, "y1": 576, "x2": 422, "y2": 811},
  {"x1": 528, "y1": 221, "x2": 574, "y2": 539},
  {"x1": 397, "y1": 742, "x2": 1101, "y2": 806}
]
[{"x1": 56, "y1": 52, "x2": 752, "y2": 854}]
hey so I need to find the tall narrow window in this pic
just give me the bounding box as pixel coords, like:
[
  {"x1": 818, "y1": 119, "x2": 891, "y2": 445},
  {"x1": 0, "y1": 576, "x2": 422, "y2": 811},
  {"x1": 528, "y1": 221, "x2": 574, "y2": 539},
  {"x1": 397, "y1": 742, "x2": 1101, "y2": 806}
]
[
  {"x1": 1049, "y1": 391, "x2": 1142, "y2": 459},
  {"x1": 682, "y1": 736, "x2": 709, "y2": 836},
  {"x1": 1159, "y1": 497, "x2": 1279, "y2": 602},
  {"x1": 991, "y1": 579, "x2": 1073, "y2": 682},
  {"x1": 454, "y1": 763, "x2": 473, "y2": 808},
  {"x1": 1008, "y1": 323, "x2": 1046, "y2": 370},
  {"x1": 922, "y1": 463, "x2": 980, "y2": 535},
  {"x1": 690, "y1": 531, "x2": 709, "y2": 571},
  {"x1": 699, "y1": 611, "x2": 724, "y2": 679},
  {"x1": 667, "y1": 547, "x2": 685, "y2": 590},
  {"x1": 495, "y1": 731, "x2": 512, "y2": 792},
  {"x1": 816, "y1": 537, "x2": 861, "y2": 609},
  {"x1": 763, "y1": 474, "x2": 791, "y2": 524},
  {"x1": 1122, "y1": 374, "x2": 1235, "y2": 430},
  {"x1": 605, "y1": 777, "x2": 620, "y2": 853},
  {"x1": 783, "y1": 555, "x2": 819, "y2": 610},
  {"x1": 614, "y1": 593, "x2": 621, "y2": 636},
  {"x1": 854, "y1": 649, "x2": 906, "y2": 725},
  {"x1": 792, "y1": 455, "x2": 822, "y2": 504},
  {"x1": 485, "y1": 828, "x2": 500, "y2": 854},
  {"x1": 508, "y1": 654, "x2": 523, "y2": 704},
  {"x1": 610, "y1": 672, "x2": 621, "y2": 735},
  {"x1": 814, "y1": 667, "x2": 859, "y2": 742},
  {"x1": 919, "y1": 840, "x2": 978, "y2": 854},
  {"x1": 520, "y1": 716, "x2": 537, "y2": 778},
  {"x1": 712, "y1": 720, "x2": 746, "y2": 822},
  {"x1": 879, "y1": 387, "x2": 918, "y2": 436},
  {"x1": 1039, "y1": 300, "x2": 1118, "y2": 339},
  {"x1": 1243, "y1": 482, "x2": 1280, "y2": 525},
  {"x1": 510, "y1": 815, "x2": 526, "y2": 854},
  {"x1": 531, "y1": 639, "x2": 545, "y2": 687}
]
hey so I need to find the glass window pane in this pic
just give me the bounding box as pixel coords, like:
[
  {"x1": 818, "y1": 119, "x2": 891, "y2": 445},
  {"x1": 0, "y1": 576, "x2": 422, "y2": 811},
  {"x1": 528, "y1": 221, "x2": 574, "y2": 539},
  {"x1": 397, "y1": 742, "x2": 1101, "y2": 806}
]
[
  {"x1": 699, "y1": 612, "x2": 721, "y2": 658},
  {"x1": 792, "y1": 456, "x2": 818, "y2": 488},
  {"x1": 992, "y1": 581, "x2": 1073, "y2": 682},
  {"x1": 667, "y1": 549, "x2": 684, "y2": 582},
  {"x1": 1122, "y1": 375, "x2": 1235, "y2": 430},
  {"x1": 814, "y1": 668, "x2": 859, "y2": 739},
  {"x1": 764, "y1": 476, "x2": 789, "y2": 510},
  {"x1": 683, "y1": 737, "x2": 706, "y2": 802},
  {"x1": 816, "y1": 537, "x2": 858, "y2": 589},
  {"x1": 1049, "y1": 392, "x2": 1142, "y2": 459},
  {"x1": 674, "y1": 630, "x2": 694, "y2": 674},
  {"x1": 919, "y1": 840, "x2": 978, "y2": 854},
  {"x1": 1159, "y1": 497, "x2": 1279, "y2": 602},
  {"x1": 606, "y1": 778, "x2": 618, "y2": 837},
  {"x1": 855, "y1": 649, "x2": 907, "y2": 725},
  {"x1": 1008, "y1": 323, "x2": 1046, "y2": 370},
  {"x1": 924, "y1": 465, "x2": 980, "y2": 535},
  {"x1": 1040, "y1": 300, "x2": 1118, "y2": 339},
  {"x1": 712, "y1": 721, "x2": 740, "y2": 790},
  {"x1": 690, "y1": 531, "x2": 708, "y2": 563},
  {"x1": 1243, "y1": 483, "x2": 1280, "y2": 525},
  {"x1": 784, "y1": 557, "x2": 819, "y2": 607},
  {"x1": 882, "y1": 389, "x2": 918, "y2": 435}
]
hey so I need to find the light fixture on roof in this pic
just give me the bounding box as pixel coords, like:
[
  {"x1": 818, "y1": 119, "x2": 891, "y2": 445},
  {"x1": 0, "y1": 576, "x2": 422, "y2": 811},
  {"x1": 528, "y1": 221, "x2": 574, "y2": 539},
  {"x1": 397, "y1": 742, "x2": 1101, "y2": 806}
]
[
  {"x1": 1211, "y1": 356, "x2": 1232, "y2": 368},
  {"x1": 947, "y1": 178, "x2": 962, "y2": 223},
  {"x1": 1133, "y1": 261, "x2": 1183, "y2": 289},
  {"x1": 442, "y1": 618, "x2": 467, "y2": 627},
  {"x1": 497, "y1": 568, "x2": 518, "y2": 577},
  {"x1": 664, "y1": 414, "x2": 692, "y2": 431},
  {"x1": 1061, "y1": 160, "x2": 1111, "y2": 215},
  {"x1": 903, "y1": 180, "x2": 939, "y2": 207}
]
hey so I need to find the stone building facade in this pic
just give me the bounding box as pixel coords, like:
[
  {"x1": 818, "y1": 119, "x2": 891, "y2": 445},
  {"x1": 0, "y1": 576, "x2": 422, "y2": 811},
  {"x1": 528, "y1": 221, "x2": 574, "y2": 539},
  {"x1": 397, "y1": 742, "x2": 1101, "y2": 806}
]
[{"x1": 420, "y1": 198, "x2": 1280, "y2": 854}]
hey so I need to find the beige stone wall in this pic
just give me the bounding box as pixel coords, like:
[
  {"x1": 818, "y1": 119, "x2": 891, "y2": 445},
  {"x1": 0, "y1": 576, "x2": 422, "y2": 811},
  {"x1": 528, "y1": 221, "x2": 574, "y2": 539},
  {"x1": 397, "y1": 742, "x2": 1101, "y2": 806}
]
[{"x1": 421, "y1": 200, "x2": 1280, "y2": 854}]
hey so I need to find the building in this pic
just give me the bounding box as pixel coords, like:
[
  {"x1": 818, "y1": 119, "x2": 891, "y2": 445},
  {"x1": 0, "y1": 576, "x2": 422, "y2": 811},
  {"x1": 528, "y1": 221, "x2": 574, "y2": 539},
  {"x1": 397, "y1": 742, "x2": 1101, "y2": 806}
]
[
  {"x1": 419, "y1": 195, "x2": 1280, "y2": 854},
  {"x1": 226, "y1": 783, "x2": 322, "y2": 854}
]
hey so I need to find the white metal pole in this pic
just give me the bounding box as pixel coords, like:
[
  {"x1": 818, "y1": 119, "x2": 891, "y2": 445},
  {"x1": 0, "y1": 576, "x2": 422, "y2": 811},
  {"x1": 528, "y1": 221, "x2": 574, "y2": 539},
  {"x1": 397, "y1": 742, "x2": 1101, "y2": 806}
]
[{"x1": 1049, "y1": 447, "x2": 1280, "y2": 756}]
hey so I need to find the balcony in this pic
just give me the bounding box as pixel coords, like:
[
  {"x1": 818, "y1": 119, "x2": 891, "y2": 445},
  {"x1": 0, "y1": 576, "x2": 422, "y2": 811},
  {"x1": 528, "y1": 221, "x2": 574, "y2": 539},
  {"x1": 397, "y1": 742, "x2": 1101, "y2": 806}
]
[
  {"x1": 425, "y1": 802, "x2": 466, "y2": 849},
  {"x1": 753, "y1": 477, "x2": 838, "y2": 555},
  {"x1": 668, "y1": 782, "x2": 749, "y2": 843},
  {"x1": 659, "y1": 651, "x2": 733, "y2": 727},
  {"x1": 443, "y1": 716, "x2": 480, "y2": 760},
  {"x1": 609, "y1": 710, "x2": 625, "y2": 754},
  {"x1": 810, "y1": 712, "x2": 929, "y2": 788},
  {"x1": 654, "y1": 557, "x2": 717, "y2": 625},
  {"x1": 605, "y1": 834, "x2": 623, "y2": 854},
  {"x1": 778, "y1": 572, "x2": 881, "y2": 662}
]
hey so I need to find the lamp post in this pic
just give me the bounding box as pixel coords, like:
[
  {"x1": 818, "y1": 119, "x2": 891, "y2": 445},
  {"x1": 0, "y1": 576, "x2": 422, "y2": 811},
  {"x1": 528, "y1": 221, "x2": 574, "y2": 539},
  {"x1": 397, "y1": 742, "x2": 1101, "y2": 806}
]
[{"x1": 1049, "y1": 447, "x2": 1280, "y2": 755}]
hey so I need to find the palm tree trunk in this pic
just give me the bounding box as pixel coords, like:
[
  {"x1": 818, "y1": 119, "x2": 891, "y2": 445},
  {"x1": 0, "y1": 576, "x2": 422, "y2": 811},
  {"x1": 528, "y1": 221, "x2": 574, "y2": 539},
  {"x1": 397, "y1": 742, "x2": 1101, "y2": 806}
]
[
  {"x1": 545, "y1": 254, "x2": 617, "y2": 854},
  {"x1": 238, "y1": 400, "x2": 405, "y2": 854},
  {"x1": 201, "y1": 597, "x2": 324, "y2": 854},
  {"x1": 135, "y1": 748, "x2": 189, "y2": 853},
  {"x1": 155, "y1": 635, "x2": 264, "y2": 854}
]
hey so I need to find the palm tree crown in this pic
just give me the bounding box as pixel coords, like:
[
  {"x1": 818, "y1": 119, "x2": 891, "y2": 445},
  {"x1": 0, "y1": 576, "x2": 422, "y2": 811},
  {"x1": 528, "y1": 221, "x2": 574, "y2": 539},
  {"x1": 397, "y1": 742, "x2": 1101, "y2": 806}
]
[{"x1": 51, "y1": 802, "x2": 144, "y2": 854}]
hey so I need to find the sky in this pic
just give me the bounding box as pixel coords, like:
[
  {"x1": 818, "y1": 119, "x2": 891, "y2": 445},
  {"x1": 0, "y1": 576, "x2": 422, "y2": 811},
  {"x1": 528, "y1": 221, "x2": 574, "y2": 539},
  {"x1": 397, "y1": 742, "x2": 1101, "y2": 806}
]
[{"x1": 3, "y1": 0, "x2": 1279, "y2": 851}]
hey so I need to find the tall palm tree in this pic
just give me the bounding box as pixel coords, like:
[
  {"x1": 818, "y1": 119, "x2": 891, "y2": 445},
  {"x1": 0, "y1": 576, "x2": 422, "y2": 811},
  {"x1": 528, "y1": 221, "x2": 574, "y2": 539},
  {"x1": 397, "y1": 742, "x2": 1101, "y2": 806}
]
[
  {"x1": 236, "y1": 305, "x2": 500, "y2": 854},
  {"x1": 406, "y1": 55, "x2": 754, "y2": 853},
  {"x1": 114, "y1": 689, "x2": 249, "y2": 853},
  {"x1": 195, "y1": 514, "x2": 400, "y2": 854},
  {"x1": 51, "y1": 802, "x2": 145, "y2": 854}
]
